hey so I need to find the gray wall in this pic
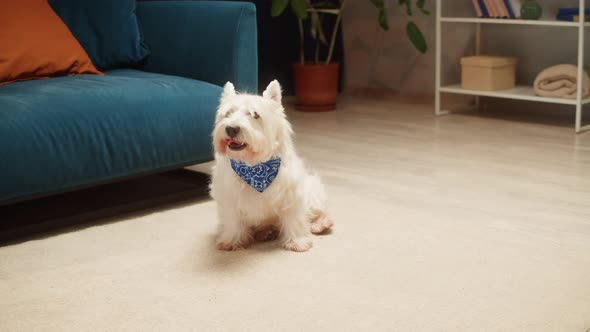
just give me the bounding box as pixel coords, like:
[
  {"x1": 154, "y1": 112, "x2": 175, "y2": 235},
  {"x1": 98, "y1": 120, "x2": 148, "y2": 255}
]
[{"x1": 341, "y1": 0, "x2": 590, "y2": 97}]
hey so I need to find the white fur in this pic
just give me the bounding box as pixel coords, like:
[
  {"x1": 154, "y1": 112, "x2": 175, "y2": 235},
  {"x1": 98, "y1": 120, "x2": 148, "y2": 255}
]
[{"x1": 210, "y1": 80, "x2": 333, "y2": 252}]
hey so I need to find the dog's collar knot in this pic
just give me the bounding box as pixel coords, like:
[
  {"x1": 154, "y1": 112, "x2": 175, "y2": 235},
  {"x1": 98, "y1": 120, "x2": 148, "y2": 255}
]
[{"x1": 230, "y1": 157, "x2": 281, "y2": 193}]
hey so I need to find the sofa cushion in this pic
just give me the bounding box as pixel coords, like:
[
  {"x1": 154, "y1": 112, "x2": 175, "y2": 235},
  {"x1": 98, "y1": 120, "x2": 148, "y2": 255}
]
[
  {"x1": 0, "y1": 0, "x2": 102, "y2": 85},
  {"x1": 49, "y1": 0, "x2": 150, "y2": 71},
  {"x1": 0, "y1": 70, "x2": 219, "y2": 203}
]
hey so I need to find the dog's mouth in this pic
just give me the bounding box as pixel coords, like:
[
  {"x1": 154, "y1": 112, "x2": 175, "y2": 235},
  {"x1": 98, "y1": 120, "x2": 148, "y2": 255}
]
[{"x1": 225, "y1": 139, "x2": 248, "y2": 151}]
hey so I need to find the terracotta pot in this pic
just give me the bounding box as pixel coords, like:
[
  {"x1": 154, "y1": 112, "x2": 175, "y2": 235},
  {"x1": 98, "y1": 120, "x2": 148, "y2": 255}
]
[{"x1": 292, "y1": 63, "x2": 339, "y2": 111}]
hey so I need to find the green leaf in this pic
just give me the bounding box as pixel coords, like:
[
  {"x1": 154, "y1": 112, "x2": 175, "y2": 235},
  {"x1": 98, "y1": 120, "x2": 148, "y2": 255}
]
[
  {"x1": 404, "y1": 0, "x2": 413, "y2": 16},
  {"x1": 416, "y1": 0, "x2": 429, "y2": 15},
  {"x1": 271, "y1": 0, "x2": 289, "y2": 17},
  {"x1": 406, "y1": 21, "x2": 427, "y2": 53},
  {"x1": 371, "y1": 0, "x2": 385, "y2": 9},
  {"x1": 373, "y1": 0, "x2": 388, "y2": 30},
  {"x1": 378, "y1": 8, "x2": 389, "y2": 30},
  {"x1": 290, "y1": 0, "x2": 308, "y2": 20}
]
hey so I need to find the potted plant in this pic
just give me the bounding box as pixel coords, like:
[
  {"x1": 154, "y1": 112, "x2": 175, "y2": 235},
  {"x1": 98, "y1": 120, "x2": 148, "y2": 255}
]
[{"x1": 271, "y1": 0, "x2": 429, "y2": 111}]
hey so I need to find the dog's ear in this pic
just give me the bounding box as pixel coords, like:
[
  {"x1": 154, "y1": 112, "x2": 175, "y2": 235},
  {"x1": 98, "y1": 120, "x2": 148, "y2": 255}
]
[
  {"x1": 263, "y1": 80, "x2": 282, "y2": 103},
  {"x1": 221, "y1": 82, "x2": 236, "y2": 100}
]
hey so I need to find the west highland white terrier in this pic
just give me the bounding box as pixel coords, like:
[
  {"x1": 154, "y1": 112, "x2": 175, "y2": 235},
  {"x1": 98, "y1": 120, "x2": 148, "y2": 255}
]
[{"x1": 210, "y1": 80, "x2": 333, "y2": 252}]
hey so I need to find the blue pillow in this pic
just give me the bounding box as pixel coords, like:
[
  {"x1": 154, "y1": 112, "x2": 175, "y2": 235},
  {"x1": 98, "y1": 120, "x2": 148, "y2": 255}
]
[{"x1": 49, "y1": 0, "x2": 150, "y2": 71}]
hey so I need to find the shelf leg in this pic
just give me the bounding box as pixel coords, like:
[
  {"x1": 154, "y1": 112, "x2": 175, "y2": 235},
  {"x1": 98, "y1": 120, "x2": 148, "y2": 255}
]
[
  {"x1": 576, "y1": 104, "x2": 584, "y2": 133},
  {"x1": 475, "y1": 22, "x2": 481, "y2": 55},
  {"x1": 575, "y1": 0, "x2": 585, "y2": 133},
  {"x1": 434, "y1": 0, "x2": 443, "y2": 116},
  {"x1": 474, "y1": 22, "x2": 481, "y2": 111}
]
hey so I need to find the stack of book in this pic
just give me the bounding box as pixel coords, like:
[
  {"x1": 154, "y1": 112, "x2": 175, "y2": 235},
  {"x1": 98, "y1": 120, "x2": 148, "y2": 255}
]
[
  {"x1": 471, "y1": 0, "x2": 521, "y2": 19},
  {"x1": 556, "y1": 8, "x2": 589, "y2": 22}
]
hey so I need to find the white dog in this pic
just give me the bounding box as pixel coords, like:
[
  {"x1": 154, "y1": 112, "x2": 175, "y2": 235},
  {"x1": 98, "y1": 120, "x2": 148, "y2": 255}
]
[{"x1": 209, "y1": 80, "x2": 333, "y2": 252}]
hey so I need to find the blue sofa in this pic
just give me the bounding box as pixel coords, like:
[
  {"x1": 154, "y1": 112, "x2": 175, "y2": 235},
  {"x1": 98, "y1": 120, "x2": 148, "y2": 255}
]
[{"x1": 0, "y1": 1, "x2": 257, "y2": 205}]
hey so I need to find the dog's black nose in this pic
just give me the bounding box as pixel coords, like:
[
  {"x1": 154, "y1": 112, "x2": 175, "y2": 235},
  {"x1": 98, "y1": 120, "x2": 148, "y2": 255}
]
[{"x1": 225, "y1": 126, "x2": 240, "y2": 138}]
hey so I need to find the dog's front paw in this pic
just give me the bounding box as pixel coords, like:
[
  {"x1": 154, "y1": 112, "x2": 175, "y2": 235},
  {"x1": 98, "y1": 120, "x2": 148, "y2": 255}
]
[
  {"x1": 283, "y1": 237, "x2": 313, "y2": 252},
  {"x1": 216, "y1": 241, "x2": 247, "y2": 251}
]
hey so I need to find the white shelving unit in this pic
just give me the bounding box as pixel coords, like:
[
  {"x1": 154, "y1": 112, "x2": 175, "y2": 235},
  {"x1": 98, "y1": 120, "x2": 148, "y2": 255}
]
[{"x1": 434, "y1": 0, "x2": 589, "y2": 133}]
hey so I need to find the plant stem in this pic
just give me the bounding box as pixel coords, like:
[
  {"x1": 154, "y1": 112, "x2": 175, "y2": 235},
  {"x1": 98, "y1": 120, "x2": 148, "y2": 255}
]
[
  {"x1": 315, "y1": 38, "x2": 320, "y2": 64},
  {"x1": 325, "y1": 0, "x2": 345, "y2": 65},
  {"x1": 314, "y1": 12, "x2": 323, "y2": 64},
  {"x1": 298, "y1": 18, "x2": 305, "y2": 64}
]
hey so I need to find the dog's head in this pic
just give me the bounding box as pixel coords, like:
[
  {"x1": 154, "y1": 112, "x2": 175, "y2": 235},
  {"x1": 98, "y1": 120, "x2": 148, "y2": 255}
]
[{"x1": 213, "y1": 80, "x2": 293, "y2": 165}]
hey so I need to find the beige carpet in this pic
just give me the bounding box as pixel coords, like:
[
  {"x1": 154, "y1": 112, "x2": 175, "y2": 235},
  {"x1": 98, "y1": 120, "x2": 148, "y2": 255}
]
[{"x1": 1, "y1": 97, "x2": 590, "y2": 331}]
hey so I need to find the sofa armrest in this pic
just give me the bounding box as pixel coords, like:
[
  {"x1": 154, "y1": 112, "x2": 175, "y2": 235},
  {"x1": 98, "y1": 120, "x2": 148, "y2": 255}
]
[{"x1": 136, "y1": 1, "x2": 258, "y2": 92}]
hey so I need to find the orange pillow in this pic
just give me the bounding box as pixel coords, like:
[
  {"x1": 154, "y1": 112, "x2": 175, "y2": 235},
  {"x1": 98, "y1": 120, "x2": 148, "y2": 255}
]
[{"x1": 0, "y1": 0, "x2": 102, "y2": 85}]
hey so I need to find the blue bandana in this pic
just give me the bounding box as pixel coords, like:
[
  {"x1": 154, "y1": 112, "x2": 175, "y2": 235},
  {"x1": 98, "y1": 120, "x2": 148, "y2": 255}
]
[{"x1": 230, "y1": 157, "x2": 281, "y2": 193}]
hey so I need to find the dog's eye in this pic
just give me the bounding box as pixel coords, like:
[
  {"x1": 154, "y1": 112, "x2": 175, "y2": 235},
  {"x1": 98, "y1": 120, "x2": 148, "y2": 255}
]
[
  {"x1": 223, "y1": 108, "x2": 236, "y2": 118},
  {"x1": 253, "y1": 112, "x2": 260, "y2": 119}
]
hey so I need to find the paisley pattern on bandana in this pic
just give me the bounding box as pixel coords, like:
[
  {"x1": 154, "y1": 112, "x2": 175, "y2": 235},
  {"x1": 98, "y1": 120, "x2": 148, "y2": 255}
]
[{"x1": 230, "y1": 157, "x2": 281, "y2": 193}]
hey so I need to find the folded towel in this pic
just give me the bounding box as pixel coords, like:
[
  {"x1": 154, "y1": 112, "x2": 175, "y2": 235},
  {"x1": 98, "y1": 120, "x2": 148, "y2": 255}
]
[{"x1": 534, "y1": 64, "x2": 589, "y2": 99}]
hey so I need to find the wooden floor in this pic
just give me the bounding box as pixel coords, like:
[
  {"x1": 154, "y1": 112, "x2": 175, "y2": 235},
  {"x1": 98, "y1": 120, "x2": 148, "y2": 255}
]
[
  {"x1": 293, "y1": 95, "x2": 590, "y2": 244},
  {"x1": 287, "y1": 97, "x2": 590, "y2": 234},
  {"x1": 2, "y1": 95, "x2": 589, "y2": 331},
  {"x1": 287, "y1": 96, "x2": 590, "y2": 329}
]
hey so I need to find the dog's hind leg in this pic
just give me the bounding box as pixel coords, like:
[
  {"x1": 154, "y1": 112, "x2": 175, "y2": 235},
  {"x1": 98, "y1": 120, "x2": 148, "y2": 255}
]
[
  {"x1": 304, "y1": 174, "x2": 334, "y2": 234},
  {"x1": 309, "y1": 209, "x2": 334, "y2": 234}
]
